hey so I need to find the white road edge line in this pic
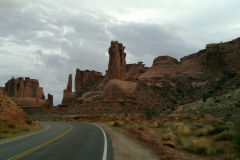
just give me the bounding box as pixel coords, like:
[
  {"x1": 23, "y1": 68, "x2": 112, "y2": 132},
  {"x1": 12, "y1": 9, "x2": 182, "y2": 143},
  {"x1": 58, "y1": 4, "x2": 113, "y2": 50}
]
[{"x1": 96, "y1": 125, "x2": 108, "y2": 160}]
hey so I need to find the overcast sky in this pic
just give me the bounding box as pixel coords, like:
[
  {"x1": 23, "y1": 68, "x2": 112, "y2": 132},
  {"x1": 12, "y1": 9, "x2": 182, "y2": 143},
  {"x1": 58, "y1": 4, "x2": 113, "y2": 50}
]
[{"x1": 0, "y1": 0, "x2": 239, "y2": 105}]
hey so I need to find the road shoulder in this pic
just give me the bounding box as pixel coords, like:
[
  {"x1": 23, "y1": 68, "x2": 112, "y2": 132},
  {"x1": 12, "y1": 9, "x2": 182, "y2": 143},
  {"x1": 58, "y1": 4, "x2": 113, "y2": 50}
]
[{"x1": 99, "y1": 123, "x2": 159, "y2": 160}]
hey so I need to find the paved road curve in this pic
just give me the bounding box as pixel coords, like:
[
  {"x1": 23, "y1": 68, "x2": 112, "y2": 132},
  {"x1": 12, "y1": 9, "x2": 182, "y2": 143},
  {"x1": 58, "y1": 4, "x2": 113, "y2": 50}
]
[{"x1": 0, "y1": 122, "x2": 111, "y2": 160}]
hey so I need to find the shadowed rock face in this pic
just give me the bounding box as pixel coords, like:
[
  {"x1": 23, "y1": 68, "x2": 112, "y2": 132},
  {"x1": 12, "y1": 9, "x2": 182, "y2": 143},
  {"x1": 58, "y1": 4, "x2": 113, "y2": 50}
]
[
  {"x1": 106, "y1": 41, "x2": 128, "y2": 80},
  {"x1": 66, "y1": 74, "x2": 72, "y2": 93},
  {"x1": 75, "y1": 69, "x2": 103, "y2": 93},
  {"x1": 47, "y1": 93, "x2": 53, "y2": 106},
  {"x1": 4, "y1": 77, "x2": 52, "y2": 107}
]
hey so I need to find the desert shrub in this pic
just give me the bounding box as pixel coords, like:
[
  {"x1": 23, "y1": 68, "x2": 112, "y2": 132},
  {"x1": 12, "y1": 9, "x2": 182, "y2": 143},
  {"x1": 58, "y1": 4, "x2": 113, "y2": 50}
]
[
  {"x1": 143, "y1": 106, "x2": 157, "y2": 120},
  {"x1": 215, "y1": 131, "x2": 234, "y2": 141},
  {"x1": 224, "y1": 113, "x2": 232, "y2": 121},
  {"x1": 8, "y1": 124, "x2": 16, "y2": 129},
  {"x1": 180, "y1": 137, "x2": 210, "y2": 155},
  {"x1": 173, "y1": 123, "x2": 191, "y2": 136},
  {"x1": 202, "y1": 95, "x2": 208, "y2": 103},
  {"x1": 26, "y1": 119, "x2": 32, "y2": 125},
  {"x1": 195, "y1": 125, "x2": 213, "y2": 137},
  {"x1": 138, "y1": 127, "x2": 144, "y2": 131},
  {"x1": 14, "y1": 126, "x2": 30, "y2": 134},
  {"x1": 233, "y1": 119, "x2": 240, "y2": 152},
  {"x1": 193, "y1": 123, "x2": 204, "y2": 129},
  {"x1": 113, "y1": 122, "x2": 120, "y2": 127},
  {"x1": 162, "y1": 132, "x2": 175, "y2": 141},
  {"x1": 209, "y1": 126, "x2": 228, "y2": 135},
  {"x1": 153, "y1": 121, "x2": 163, "y2": 128},
  {"x1": 234, "y1": 102, "x2": 240, "y2": 108},
  {"x1": 119, "y1": 101, "x2": 125, "y2": 107},
  {"x1": 210, "y1": 145, "x2": 225, "y2": 155}
]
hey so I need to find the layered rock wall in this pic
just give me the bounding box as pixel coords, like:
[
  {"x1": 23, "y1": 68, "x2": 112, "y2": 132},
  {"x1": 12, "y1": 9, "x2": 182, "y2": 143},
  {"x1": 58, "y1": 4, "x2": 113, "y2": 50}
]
[
  {"x1": 126, "y1": 62, "x2": 147, "y2": 79},
  {"x1": 4, "y1": 77, "x2": 52, "y2": 107},
  {"x1": 139, "y1": 38, "x2": 240, "y2": 80},
  {"x1": 75, "y1": 69, "x2": 103, "y2": 93}
]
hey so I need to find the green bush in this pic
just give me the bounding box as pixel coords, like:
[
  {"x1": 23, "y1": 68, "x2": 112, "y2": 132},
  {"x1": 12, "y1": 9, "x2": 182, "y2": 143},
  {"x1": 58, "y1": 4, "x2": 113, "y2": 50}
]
[
  {"x1": 209, "y1": 126, "x2": 228, "y2": 135},
  {"x1": 14, "y1": 126, "x2": 30, "y2": 134},
  {"x1": 8, "y1": 124, "x2": 16, "y2": 129},
  {"x1": 210, "y1": 146, "x2": 225, "y2": 155},
  {"x1": 180, "y1": 137, "x2": 210, "y2": 155},
  {"x1": 26, "y1": 119, "x2": 32, "y2": 125},
  {"x1": 233, "y1": 119, "x2": 240, "y2": 153},
  {"x1": 215, "y1": 131, "x2": 234, "y2": 141},
  {"x1": 113, "y1": 122, "x2": 120, "y2": 127},
  {"x1": 143, "y1": 106, "x2": 157, "y2": 120}
]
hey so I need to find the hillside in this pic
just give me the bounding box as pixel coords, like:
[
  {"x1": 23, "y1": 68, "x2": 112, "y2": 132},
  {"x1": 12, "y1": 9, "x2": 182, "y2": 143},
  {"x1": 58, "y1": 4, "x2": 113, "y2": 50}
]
[{"x1": 0, "y1": 89, "x2": 42, "y2": 140}]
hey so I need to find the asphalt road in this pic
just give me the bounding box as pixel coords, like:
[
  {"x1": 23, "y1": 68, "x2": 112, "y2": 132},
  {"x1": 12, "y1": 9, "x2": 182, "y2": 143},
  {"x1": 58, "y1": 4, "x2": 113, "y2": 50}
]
[{"x1": 0, "y1": 122, "x2": 112, "y2": 160}]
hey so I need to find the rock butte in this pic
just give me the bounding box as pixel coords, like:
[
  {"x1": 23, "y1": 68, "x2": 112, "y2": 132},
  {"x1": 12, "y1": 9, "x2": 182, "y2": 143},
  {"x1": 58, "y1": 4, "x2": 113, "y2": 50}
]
[{"x1": 4, "y1": 77, "x2": 53, "y2": 107}]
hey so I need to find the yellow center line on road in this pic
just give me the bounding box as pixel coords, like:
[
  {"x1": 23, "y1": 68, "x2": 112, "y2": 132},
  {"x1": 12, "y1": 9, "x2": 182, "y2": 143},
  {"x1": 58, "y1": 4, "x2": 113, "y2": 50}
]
[{"x1": 8, "y1": 124, "x2": 73, "y2": 160}]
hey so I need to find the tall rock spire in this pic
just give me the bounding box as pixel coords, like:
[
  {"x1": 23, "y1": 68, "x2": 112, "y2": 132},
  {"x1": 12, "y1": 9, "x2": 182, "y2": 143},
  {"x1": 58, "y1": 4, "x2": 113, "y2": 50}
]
[{"x1": 107, "y1": 41, "x2": 128, "y2": 80}]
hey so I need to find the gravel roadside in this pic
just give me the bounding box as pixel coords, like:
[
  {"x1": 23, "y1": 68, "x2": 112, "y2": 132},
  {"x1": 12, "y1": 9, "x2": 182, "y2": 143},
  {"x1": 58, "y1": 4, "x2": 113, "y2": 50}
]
[{"x1": 99, "y1": 124, "x2": 159, "y2": 160}]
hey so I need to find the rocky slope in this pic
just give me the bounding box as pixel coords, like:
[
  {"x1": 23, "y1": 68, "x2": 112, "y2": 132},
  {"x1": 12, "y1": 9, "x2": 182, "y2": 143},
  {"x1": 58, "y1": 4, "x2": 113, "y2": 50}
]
[{"x1": 0, "y1": 88, "x2": 29, "y2": 126}]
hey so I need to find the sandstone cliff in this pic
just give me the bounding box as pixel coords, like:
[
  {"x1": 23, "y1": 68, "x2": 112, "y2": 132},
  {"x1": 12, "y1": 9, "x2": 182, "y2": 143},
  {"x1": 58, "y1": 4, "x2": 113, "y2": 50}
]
[
  {"x1": 4, "y1": 77, "x2": 52, "y2": 107},
  {"x1": 106, "y1": 41, "x2": 128, "y2": 80},
  {"x1": 139, "y1": 37, "x2": 240, "y2": 80},
  {"x1": 126, "y1": 62, "x2": 147, "y2": 79},
  {"x1": 75, "y1": 69, "x2": 103, "y2": 94}
]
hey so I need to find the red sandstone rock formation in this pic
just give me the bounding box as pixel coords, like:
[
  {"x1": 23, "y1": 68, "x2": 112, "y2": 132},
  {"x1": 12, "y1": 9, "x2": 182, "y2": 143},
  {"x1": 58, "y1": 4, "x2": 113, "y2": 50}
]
[
  {"x1": 126, "y1": 62, "x2": 147, "y2": 79},
  {"x1": 4, "y1": 77, "x2": 45, "y2": 99},
  {"x1": 75, "y1": 69, "x2": 103, "y2": 93},
  {"x1": 102, "y1": 79, "x2": 137, "y2": 100},
  {"x1": 106, "y1": 41, "x2": 128, "y2": 80},
  {"x1": 62, "y1": 74, "x2": 75, "y2": 104},
  {"x1": 47, "y1": 93, "x2": 53, "y2": 107},
  {"x1": 66, "y1": 74, "x2": 72, "y2": 93},
  {"x1": 139, "y1": 37, "x2": 240, "y2": 80},
  {"x1": 4, "y1": 77, "x2": 51, "y2": 107}
]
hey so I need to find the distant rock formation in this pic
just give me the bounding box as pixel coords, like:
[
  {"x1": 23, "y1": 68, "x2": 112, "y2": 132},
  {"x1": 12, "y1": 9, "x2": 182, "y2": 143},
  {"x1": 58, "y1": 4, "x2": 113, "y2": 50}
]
[
  {"x1": 62, "y1": 74, "x2": 75, "y2": 104},
  {"x1": 75, "y1": 69, "x2": 103, "y2": 93},
  {"x1": 126, "y1": 62, "x2": 147, "y2": 79},
  {"x1": 4, "y1": 77, "x2": 52, "y2": 107},
  {"x1": 106, "y1": 41, "x2": 128, "y2": 80},
  {"x1": 47, "y1": 93, "x2": 53, "y2": 107},
  {"x1": 139, "y1": 37, "x2": 240, "y2": 80}
]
